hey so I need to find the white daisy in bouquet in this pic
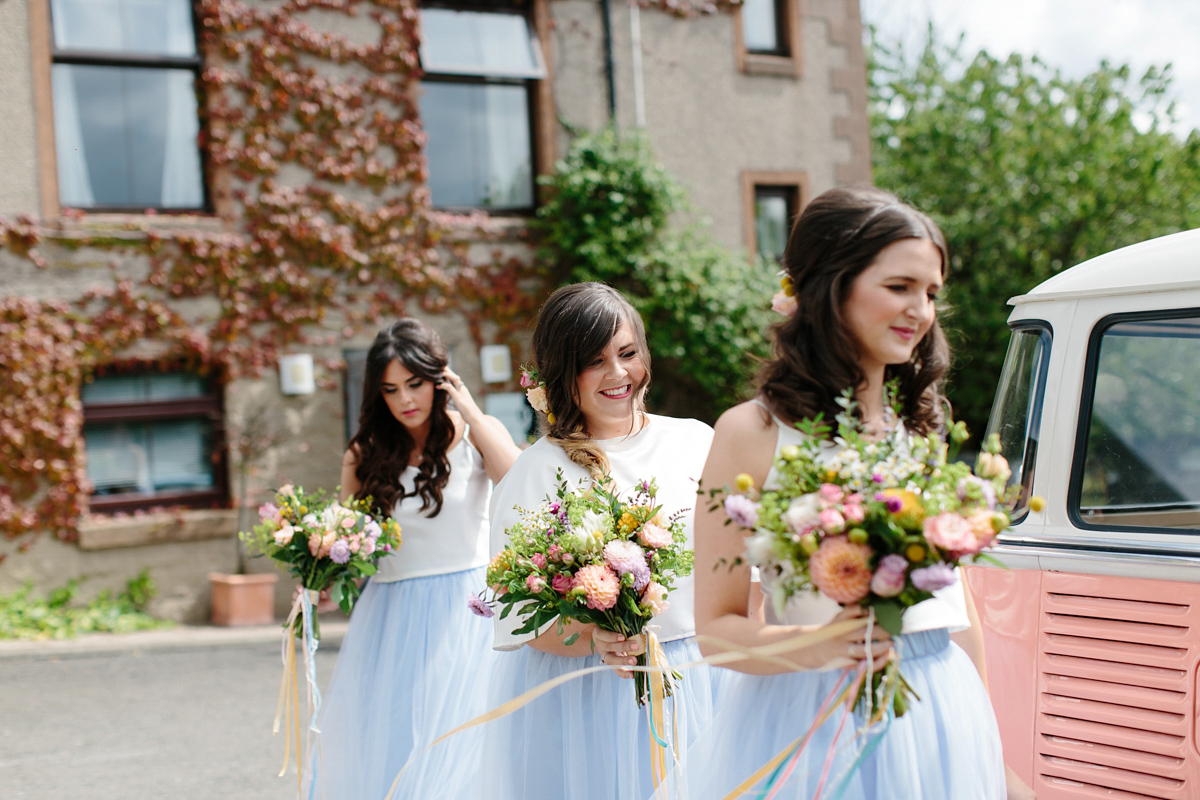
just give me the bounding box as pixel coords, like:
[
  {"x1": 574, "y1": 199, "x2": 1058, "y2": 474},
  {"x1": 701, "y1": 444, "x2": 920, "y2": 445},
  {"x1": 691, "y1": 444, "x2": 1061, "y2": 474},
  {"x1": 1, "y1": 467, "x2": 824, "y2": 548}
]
[
  {"x1": 473, "y1": 471, "x2": 692, "y2": 706},
  {"x1": 713, "y1": 389, "x2": 1024, "y2": 717},
  {"x1": 243, "y1": 484, "x2": 401, "y2": 637}
]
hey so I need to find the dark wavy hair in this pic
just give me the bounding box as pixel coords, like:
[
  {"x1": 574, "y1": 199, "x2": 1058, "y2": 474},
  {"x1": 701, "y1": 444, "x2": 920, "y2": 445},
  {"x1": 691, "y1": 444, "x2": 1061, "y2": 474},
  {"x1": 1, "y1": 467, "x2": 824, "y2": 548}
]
[
  {"x1": 532, "y1": 283, "x2": 651, "y2": 480},
  {"x1": 347, "y1": 319, "x2": 454, "y2": 517},
  {"x1": 760, "y1": 185, "x2": 951, "y2": 435}
]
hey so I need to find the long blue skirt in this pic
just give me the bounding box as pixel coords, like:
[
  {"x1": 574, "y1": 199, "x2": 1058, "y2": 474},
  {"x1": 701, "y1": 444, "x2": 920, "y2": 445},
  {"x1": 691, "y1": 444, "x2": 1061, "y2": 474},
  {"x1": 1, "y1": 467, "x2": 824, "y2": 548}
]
[
  {"x1": 677, "y1": 629, "x2": 1005, "y2": 799},
  {"x1": 303, "y1": 567, "x2": 496, "y2": 800},
  {"x1": 481, "y1": 636, "x2": 723, "y2": 800}
]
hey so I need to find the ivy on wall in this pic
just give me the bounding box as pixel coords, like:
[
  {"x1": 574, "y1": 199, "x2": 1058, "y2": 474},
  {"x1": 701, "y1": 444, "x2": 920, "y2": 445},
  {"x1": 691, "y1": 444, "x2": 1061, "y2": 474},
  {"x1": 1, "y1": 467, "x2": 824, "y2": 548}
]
[{"x1": 0, "y1": 0, "x2": 540, "y2": 548}]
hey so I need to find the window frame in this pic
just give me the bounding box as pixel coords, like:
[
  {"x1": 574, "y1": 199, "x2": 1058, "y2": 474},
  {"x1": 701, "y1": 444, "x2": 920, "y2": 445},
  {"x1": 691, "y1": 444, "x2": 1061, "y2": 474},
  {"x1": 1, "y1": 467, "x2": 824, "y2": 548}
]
[
  {"x1": 1069, "y1": 306, "x2": 1200, "y2": 537},
  {"x1": 417, "y1": 0, "x2": 549, "y2": 214},
  {"x1": 734, "y1": 0, "x2": 802, "y2": 77},
  {"x1": 82, "y1": 364, "x2": 228, "y2": 515},
  {"x1": 43, "y1": 0, "x2": 210, "y2": 214},
  {"x1": 986, "y1": 321, "x2": 1053, "y2": 529},
  {"x1": 741, "y1": 171, "x2": 807, "y2": 260}
]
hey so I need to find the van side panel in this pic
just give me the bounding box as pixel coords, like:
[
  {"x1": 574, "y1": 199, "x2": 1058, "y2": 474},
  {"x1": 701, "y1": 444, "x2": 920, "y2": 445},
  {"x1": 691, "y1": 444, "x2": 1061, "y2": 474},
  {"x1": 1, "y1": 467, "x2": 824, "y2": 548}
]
[
  {"x1": 967, "y1": 565, "x2": 1042, "y2": 790},
  {"x1": 1031, "y1": 571, "x2": 1200, "y2": 799}
]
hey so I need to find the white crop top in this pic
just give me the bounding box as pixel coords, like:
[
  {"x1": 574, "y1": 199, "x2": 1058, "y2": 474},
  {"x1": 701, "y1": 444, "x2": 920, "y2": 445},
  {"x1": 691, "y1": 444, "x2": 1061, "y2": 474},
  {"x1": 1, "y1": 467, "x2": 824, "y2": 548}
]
[
  {"x1": 489, "y1": 414, "x2": 714, "y2": 651},
  {"x1": 373, "y1": 434, "x2": 493, "y2": 583}
]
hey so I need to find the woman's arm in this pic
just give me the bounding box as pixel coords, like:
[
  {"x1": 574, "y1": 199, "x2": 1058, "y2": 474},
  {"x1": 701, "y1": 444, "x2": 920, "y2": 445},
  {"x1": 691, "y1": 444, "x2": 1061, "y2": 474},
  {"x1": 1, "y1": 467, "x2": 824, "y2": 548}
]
[
  {"x1": 339, "y1": 446, "x2": 362, "y2": 503},
  {"x1": 695, "y1": 402, "x2": 892, "y2": 675},
  {"x1": 440, "y1": 367, "x2": 520, "y2": 483}
]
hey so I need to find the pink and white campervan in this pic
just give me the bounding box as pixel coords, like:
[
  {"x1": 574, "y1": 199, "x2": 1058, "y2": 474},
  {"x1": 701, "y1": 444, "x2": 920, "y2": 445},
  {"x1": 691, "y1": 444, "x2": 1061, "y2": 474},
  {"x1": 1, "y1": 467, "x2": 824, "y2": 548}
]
[{"x1": 967, "y1": 228, "x2": 1200, "y2": 799}]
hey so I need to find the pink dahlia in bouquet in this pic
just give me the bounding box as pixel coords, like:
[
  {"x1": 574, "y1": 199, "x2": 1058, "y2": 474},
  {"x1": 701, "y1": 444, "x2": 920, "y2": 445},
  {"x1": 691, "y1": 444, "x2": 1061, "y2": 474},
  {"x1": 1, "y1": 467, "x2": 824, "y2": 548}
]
[
  {"x1": 713, "y1": 390, "x2": 1018, "y2": 717},
  {"x1": 242, "y1": 484, "x2": 401, "y2": 638},
  {"x1": 474, "y1": 472, "x2": 693, "y2": 706}
]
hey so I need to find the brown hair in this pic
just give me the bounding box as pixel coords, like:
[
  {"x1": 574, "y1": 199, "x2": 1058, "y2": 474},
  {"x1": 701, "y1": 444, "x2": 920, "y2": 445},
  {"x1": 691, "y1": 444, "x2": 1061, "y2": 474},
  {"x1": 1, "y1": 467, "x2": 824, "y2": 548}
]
[
  {"x1": 532, "y1": 283, "x2": 651, "y2": 481},
  {"x1": 347, "y1": 319, "x2": 454, "y2": 517},
  {"x1": 760, "y1": 185, "x2": 951, "y2": 434}
]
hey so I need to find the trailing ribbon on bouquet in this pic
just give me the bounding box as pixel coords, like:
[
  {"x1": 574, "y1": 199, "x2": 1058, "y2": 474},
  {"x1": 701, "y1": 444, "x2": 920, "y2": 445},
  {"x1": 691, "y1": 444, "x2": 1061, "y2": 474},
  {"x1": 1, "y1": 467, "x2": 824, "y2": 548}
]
[
  {"x1": 381, "y1": 617, "x2": 869, "y2": 800},
  {"x1": 273, "y1": 590, "x2": 323, "y2": 795},
  {"x1": 644, "y1": 631, "x2": 677, "y2": 789}
]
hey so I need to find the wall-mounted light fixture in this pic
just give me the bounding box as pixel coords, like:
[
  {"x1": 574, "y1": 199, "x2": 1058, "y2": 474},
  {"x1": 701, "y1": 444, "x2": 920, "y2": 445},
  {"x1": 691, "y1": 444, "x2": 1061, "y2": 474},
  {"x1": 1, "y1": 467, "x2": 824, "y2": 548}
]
[
  {"x1": 479, "y1": 344, "x2": 512, "y2": 384},
  {"x1": 279, "y1": 353, "x2": 315, "y2": 395}
]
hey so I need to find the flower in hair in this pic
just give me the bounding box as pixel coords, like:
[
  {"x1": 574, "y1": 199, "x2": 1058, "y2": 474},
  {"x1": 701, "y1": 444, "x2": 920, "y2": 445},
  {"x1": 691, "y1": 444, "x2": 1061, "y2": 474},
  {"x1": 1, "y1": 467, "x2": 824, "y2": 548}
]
[
  {"x1": 521, "y1": 364, "x2": 555, "y2": 424},
  {"x1": 772, "y1": 272, "x2": 797, "y2": 316}
]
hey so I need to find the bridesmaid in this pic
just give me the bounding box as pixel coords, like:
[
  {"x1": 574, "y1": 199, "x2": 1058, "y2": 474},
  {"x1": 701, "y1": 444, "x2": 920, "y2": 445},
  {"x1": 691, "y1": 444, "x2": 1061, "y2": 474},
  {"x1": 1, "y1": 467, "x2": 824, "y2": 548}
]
[
  {"x1": 305, "y1": 318, "x2": 520, "y2": 800},
  {"x1": 686, "y1": 186, "x2": 1033, "y2": 799},
  {"x1": 482, "y1": 282, "x2": 720, "y2": 800}
]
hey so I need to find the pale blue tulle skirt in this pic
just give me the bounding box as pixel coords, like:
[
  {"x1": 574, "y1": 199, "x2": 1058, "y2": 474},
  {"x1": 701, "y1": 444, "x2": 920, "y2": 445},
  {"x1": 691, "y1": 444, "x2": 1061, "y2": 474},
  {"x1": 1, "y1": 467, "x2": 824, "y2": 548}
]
[
  {"x1": 303, "y1": 567, "x2": 496, "y2": 800},
  {"x1": 676, "y1": 629, "x2": 1005, "y2": 800},
  {"x1": 480, "y1": 636, "x2": 725, "y2": 800}
]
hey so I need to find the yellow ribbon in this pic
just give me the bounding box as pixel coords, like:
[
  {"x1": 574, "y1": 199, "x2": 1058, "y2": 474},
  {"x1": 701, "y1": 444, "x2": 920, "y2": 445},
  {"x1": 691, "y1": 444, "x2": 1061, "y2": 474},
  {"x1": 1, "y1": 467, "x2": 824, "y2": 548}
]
[
  {"x1": 273, "y1": 590, "x2": 321, "y2": 797},
  {"x1": 645, "y1": 631, "x2": 673, "y2": 790},
  {"x1": 380, "y1": 617, "x2": 869, "y2": 799}
]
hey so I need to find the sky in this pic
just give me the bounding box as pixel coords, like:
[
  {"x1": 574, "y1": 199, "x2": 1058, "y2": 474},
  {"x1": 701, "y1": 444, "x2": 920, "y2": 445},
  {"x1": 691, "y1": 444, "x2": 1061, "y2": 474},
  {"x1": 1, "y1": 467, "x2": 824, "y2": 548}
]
[{"x1": 860, "y1": 0, "x2": 1200, "y2": 137}]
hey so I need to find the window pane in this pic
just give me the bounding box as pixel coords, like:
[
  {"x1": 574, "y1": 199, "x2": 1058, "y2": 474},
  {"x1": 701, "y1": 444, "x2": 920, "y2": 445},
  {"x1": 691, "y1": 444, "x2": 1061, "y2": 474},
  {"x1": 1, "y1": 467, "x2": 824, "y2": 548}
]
[
  {"x1": 420, "y1": 81, "x2": 533, "y2": 209},
  {"x1": 51, "y1": 0, "x2": 196, "y2": 57},
  {"x1": 742, "y1": 0, "x2": 781, "y2": 53},
  {"x1": 52, "y1": 64, "x2": 203, "y2": 209},
  {"x1": 1077, "y1": 316, "x2": 1200, "y2": 530},
  {"x1": 754, "y1": 189, "x2": 790, "y2": 261},
  {"x1": 419, "y1": 8, "x2": 543, "y2": 78},
  {"x1": 85, "y1": 418, "x2": 215, "y2": 495},
  {"x1": 986, "y1": 327, "x2": 1049, "y2": 514},
  {"x1": 83, "y1": 373, "x2": 206, "y2": 404}
]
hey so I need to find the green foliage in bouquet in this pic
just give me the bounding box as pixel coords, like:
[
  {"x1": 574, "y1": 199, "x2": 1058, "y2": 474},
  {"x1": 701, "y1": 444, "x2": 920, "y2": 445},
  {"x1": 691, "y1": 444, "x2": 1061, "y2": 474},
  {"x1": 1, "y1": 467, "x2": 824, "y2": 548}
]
[
  {"x1": 241, "y1": 485, "x2": 401, "y2": 624},
  {"x1": 711, "y1": 387, "x2": 1019, "y2": 716},
  {"x1": 478, "y1": 473, "x2": 693, "y2": 705}
]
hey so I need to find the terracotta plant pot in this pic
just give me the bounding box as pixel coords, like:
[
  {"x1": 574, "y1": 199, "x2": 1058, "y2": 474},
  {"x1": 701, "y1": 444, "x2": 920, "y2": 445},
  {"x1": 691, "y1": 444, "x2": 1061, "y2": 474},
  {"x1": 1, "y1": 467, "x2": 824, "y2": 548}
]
[{"x1": 208, "y1": 572, "x2": 279, "y2": 626}]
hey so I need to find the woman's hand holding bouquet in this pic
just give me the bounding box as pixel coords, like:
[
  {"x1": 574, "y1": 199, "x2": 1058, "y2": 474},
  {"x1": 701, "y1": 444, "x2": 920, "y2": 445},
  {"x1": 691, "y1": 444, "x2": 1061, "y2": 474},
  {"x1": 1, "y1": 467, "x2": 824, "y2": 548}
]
[{"x1": 473, "y1": 471, "x2": 692, "y2": 707}]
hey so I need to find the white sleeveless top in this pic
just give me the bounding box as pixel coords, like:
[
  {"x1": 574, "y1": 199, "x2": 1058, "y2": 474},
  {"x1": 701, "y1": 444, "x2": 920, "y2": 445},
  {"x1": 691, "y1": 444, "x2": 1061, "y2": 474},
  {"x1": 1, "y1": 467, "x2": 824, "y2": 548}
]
[
  {"x1": 759, "y1": 405, "x2": 969, "y2": 633},
  {"x1": 373, "y1": 434, "x2": 493, "y2": 583},
  {"x1": 489, "y1": 414, "x2": 714, "y2": 651}
]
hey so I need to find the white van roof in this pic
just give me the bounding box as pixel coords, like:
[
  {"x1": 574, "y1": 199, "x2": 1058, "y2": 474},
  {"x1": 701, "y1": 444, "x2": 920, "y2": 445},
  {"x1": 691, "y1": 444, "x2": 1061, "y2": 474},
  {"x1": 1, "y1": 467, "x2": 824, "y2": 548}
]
[{"x1": 1009, "y1": 227, "x2": 1200, "y2": 305}]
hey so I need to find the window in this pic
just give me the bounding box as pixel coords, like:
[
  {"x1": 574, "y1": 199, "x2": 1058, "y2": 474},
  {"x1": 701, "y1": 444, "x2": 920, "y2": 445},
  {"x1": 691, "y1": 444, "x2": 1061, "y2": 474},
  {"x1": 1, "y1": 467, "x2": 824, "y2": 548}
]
[
  {"x1": 1072, "y1": 312, "x2": 1200, "y2": 532},
  {"x1": 735, "y1": 0, "x2": 801, "y2": 76},
  {"x1": 418, "y1": 2, "x2": 546, "y2": 211},
  {"x1": 986, "y1": 324, "x2": 1051, "y2": 522},
  {"x1": 82, "y1": 368, "x2": 226, "y2": 513},
  {"x1": 48, "y1": 0, "x2": 206, "y2": 211},
  {"x1": 741, "y1": 172, "x2": 806, "y2": 261}
]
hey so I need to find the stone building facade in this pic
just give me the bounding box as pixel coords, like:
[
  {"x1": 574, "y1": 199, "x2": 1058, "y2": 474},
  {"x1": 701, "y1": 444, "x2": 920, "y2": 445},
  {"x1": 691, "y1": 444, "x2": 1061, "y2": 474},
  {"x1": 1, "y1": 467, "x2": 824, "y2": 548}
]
[{"x1": 0, "y1": 0, "x2": 868, "y2": 622}]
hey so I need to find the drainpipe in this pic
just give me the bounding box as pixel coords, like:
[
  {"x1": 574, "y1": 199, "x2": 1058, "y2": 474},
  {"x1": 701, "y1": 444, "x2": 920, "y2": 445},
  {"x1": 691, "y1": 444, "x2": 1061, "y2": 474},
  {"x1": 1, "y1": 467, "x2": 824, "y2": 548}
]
[{"x1": 601, "y1": 0, "x2": 617, "y2": 123}]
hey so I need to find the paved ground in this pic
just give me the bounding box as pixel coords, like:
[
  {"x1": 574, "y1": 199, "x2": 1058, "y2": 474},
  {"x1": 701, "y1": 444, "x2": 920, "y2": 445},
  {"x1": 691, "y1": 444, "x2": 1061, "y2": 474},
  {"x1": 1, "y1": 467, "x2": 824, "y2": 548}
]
[{"x1": 0, "y1": 619, "x2": 348, "y2": 800}]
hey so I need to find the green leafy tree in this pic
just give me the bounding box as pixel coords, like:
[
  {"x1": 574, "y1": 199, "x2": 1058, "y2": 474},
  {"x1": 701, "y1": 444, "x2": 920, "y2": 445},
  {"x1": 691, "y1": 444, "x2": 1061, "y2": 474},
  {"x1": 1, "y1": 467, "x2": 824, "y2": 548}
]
[
  {"x1": 535, "y1": 128, "x2": 776, "y2": 422},
  {"x1": 870, "y1": 30, "x2": 1200, "y2": 437}
]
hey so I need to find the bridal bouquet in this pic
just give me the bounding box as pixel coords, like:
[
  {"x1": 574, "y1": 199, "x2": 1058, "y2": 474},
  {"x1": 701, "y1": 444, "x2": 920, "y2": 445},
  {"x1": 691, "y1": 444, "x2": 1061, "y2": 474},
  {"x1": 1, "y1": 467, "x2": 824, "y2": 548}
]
[
  {"x1": 243, "y1": 484, "x2": 402, "y2": 781},
  {"x1": 714, "y1": 392, "x2": 1019, "y2": 717},
  {"x1": 242, "y1": 484, "x2": 402, "y2": 635},
  {"x1": 473, "y1": 472, "x2": 693, "y2": 706}
]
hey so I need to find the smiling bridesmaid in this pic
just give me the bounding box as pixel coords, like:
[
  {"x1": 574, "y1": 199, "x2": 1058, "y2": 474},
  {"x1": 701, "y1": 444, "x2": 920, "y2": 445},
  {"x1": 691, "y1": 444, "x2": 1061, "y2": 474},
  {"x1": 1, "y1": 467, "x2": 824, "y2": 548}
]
[{"x1": 480, "y1": 283, "x2": 721, "y2": 800}]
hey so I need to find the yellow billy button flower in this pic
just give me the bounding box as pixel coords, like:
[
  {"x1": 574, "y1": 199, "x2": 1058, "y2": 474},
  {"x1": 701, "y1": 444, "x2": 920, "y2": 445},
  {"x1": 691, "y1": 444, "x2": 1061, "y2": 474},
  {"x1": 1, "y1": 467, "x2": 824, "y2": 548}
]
[
  {"x1": 779, "y1": 445, "x2": 801, "y2": 462},
  {"x1": 883, "y1": 489, "x2": 925, "y2": 529},
  {"x1": 546, "y1": 412, "x2": 556, "y2": 425},
  {"x1": 989, "y1": 511, "x2": 1010, "y2": 533},
  {"x1": 781, "y1": 275, "x2": 795, "y2": 297},
  {"x1": 904, "y1": 541, "x2": 927, "y2": 562},
  {"x1": 1029, "y1": 496, "x2": 1046, "y2": 512},
  {"x1": 734, "y1": 473, "x2": 755, "y2": 492}
]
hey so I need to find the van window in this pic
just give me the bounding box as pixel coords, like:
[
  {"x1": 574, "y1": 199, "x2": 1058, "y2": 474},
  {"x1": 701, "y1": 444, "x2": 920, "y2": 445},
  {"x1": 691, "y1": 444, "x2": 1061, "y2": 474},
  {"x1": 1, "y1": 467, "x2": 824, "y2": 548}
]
[
  {"x1": 1075, "y1": 313, "x2": 1200, "y2": 531},
  {"x1": 986, "y1": 325, "x2": 1050, "y2": 519}
]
